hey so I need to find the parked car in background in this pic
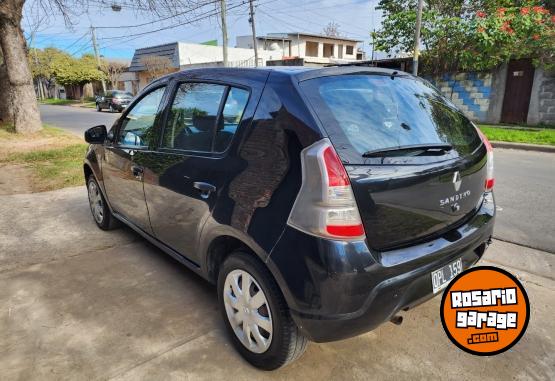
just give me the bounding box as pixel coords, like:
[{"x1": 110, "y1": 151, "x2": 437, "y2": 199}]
[
  {"x1": 83, "y1": 66, "x2": 495, "y2": 370},
  {"x1": 95, "y1": 90, "x2": 134, "y2": 113}
]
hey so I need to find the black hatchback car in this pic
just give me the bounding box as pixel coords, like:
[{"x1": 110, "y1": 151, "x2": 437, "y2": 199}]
[{"x1": 83, "y1": 67, "x2": 495, "y2": 369}]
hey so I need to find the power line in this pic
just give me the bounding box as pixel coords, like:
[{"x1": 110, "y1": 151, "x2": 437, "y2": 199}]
[
  {"x1": 96, "y1": 1, "x2": 249, "y2": 41},
  {"x1": 93, "y1": 0, "x2": 221, "y2": 29}
]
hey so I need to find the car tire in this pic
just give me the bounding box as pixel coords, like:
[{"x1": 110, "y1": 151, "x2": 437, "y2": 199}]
[
  {"x1": 218, "y1": 251, "x2": 307, "y2": 370},
  {"x1": 87, "y1": 175, "x2": 120, "y2": 230},
  {"x1": 96, "y1": 103, "x2": 101, "y2": 112}
]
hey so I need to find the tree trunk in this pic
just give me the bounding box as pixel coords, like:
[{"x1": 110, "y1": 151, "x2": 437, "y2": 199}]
[
  {"x1": 0, "y1": 0, "x2": 42, "y2": 134},
  {"x1": 0, "y1": 55, "x2": 11, "y2": 125}
]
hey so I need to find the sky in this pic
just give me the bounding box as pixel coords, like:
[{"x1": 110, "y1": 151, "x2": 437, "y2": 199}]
[{"x1": 23, "y1": 0, "x2": 383, "y2": 61}]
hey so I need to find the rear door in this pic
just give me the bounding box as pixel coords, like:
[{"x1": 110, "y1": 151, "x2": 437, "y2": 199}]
[
  {"x1": 143, "y1": 78, "x2": 253, "y2": 262},
  {"x1": 299, "y1": 73, "x2": 487, "y2": 251},
  {"x1": 102, "y1": 85, "x2": 167, "y2": 234}
]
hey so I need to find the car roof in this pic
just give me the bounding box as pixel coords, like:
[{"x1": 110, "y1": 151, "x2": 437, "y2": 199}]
[{"x1": 153, "y1": 66, "x2": 409, "y2": 85}]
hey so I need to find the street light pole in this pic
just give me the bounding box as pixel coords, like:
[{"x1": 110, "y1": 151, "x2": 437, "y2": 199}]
[
  {"x1": 248, "y1": 0, "x2": 259, "y2": 67},
  {"x1": 412, "y1": 0, "x2": 424, "y2": 76},
  {"x1": 220, "y1": 0, "x2": 229, "y2": 67},
  {"x1": 91, "y1": 26, "x2": 107, "y2": 93}
]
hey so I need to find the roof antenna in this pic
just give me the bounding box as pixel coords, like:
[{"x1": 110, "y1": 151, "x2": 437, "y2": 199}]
[{"x1": 391, "y1": 71, "x2": 398, "y2": 80}]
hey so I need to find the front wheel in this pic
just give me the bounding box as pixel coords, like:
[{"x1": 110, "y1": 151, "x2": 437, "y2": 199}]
[
  {"x1": 87, "y1": 176, "x2": 119, "y2": 230},
  {"x1": 218, "y1": 252, "x2": 307, "y2": 370}
]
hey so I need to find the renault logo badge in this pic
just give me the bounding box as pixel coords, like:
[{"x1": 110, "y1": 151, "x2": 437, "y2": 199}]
[{"x1": 453, "y1": 171, "x2": 462, "y2": 192}]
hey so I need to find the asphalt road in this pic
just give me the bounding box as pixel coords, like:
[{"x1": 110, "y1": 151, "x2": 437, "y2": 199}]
[
  {"x1": 39, "y1": 104, "x2": 555, "y2": 253},
  {"x1": 39, "y1": 104, "x2": 119, "y2": 137},
  {"x1": 494, "y1": 149, "x2": 555, "y2": 253}
]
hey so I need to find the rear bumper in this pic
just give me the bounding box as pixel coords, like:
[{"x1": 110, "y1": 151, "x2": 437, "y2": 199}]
[{"x1": 267, "y1": 193, "x2": 495, "y2": 342}]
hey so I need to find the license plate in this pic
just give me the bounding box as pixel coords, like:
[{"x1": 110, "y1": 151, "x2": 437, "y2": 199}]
[{"x1": 431, "y1": 258, "x2": 462, "y2": 293}]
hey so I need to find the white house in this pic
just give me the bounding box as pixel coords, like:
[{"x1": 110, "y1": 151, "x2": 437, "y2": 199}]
[
  {"x1": 128, "y1": 41, "x2": 284, "y2": 90},
  {"x1": 236, "y1": 32, "x2": 364, "y2": 66}
]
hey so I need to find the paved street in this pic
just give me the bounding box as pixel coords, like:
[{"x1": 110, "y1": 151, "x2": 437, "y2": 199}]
[
  {"x1": 39, "y1": 104, "x2": 119, "y2": 137},
  {"x1": 494, "y1": 149, "x2": 555, "y2": 253},
  {"x1": 0, "y1": 186, "x2": 553, "y2": 380},
  {"x1": 40, "y1": 104, "x2": 555, "y2": 254}
]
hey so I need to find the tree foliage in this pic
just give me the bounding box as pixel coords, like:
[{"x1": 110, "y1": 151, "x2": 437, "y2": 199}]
[
  {"x1": 323, "y1": 21, "x2": 341, "y2": 37},
  {"x1": 140, "y1": 55, "x2": 173, "y2": 82},
  {"x1": 29, "y1": 48, "x2": 105, "y2": 87},
  {"x1": 375, "y1": 0, "x2": 554, "y2": 74},
  {"x1": 100, "y1": 60, "x2": 128, "y2": 88}
]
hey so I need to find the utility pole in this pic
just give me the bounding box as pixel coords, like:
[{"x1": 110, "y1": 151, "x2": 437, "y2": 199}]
[
  {"x1": 248, "y1": 0, "x2": 259, "y2": 67},
  {"x1": 220, "y1": 0, "x2": 228, "y2": 67},
  {"x1": 412, "y1": 0, "x2": 424, "y2": 76},
  {"x1": 91, "y1": 26, "x2": 107, "y2": 93}
]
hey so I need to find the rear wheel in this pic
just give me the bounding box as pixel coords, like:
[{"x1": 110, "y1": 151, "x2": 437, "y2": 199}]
[
  {"x1": 87, "y1": 176, "x2": 119, "y2": 230},
  {"x1": 218, "y1": 252, "x2": 307, "y2": 370}
]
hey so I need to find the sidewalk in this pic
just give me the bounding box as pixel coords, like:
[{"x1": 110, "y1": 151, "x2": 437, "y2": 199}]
[{"x1": 0, "y1": 186, "x2": 553, "y2": 380}]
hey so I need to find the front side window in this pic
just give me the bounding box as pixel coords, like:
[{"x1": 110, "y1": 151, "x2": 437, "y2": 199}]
[
  {"x1": 118, "y1": 86, "x2": 166, "y2": 147},
  {"x1": 162, "y1": 83, "x2": 249, "y2": 152}
]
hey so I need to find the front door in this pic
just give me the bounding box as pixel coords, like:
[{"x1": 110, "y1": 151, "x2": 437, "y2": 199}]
[
  {"x1": 144, "y1": 81, "x2": 251, "y2": 262},
  {"x1": 501, "y1": 59, "x2": 535, "y2": 124},
  {"x1": 102, "y1": 86, "x2": 167, "y2": 234}
]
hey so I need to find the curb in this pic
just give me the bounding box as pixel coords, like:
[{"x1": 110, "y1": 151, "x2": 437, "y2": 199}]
[{"x1": 491, "y1": 141, "x2": 555, "y2": 153}]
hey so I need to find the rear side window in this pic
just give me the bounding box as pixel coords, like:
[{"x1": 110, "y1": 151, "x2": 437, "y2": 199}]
[
  {"x1": 217, "y1": 87, "x2": 249, "y2": 152},
  {"x1": 162, "y1": 82, "x2": 249, "y2": 153},
  {"x1": 300, "y1": 75, "x2": 481, "y2": 163}
]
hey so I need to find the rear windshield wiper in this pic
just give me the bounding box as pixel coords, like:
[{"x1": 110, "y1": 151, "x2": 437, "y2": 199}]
[{"x1": 362, "y1": 143, "x2": 453, "y2": 158}]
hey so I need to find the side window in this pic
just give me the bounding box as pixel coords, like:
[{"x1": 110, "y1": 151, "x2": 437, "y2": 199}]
[
  {"x1": 162, "y1": 83, "x2": 226, "y2": 152},
  {"x1": 216, "y1": 87, "x2": 249, "y2": 152},
  {"x1": 118, "y1": 86, "x2": 166, "y2": 147}
]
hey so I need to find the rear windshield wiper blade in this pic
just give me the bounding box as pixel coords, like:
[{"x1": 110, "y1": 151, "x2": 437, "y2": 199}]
[{"x1": 362, "y1": 143, "x2": 453, "y2": 158}]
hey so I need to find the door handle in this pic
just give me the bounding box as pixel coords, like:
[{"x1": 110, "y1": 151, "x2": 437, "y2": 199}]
[
  {"x1": 131, "y1": 165, "x2": 143, "y2": 180},
  {"x1": 193, "y1": 182, "x2": 216, "y2": 199}
]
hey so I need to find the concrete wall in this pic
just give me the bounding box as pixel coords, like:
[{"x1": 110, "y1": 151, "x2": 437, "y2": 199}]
[
  {"x1": 429, "y1": 72, "x2": 493, "y2": 122},
  {"x1": 177, "y1": 42, "x2": 282, "y2": 67},
  {"x1": 527, "y1": 68, "x2": 555, "y2": 125},
  {"x1": 429, "y1": 64, "x2": 554, "y2": 126}
]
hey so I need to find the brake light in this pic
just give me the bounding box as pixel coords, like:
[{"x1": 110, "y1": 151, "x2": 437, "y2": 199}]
[
  {"x1": 288, "y1": 139, "x2": 365, "y2": 240},
  {"x1": 476, "y1": 127, "x2": 494, "y2": 191}
]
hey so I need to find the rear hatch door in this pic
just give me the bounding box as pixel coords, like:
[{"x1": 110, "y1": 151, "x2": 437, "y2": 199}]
[{"x1": 299, "y1": 72, "x2": 487, "y2": 251}]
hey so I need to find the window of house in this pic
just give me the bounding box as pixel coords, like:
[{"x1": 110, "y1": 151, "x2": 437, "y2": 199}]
[
  {"x1": 305, "y1": 41, "x2": 319, "y2": 57},
  {"x1": 118, "y1": 86, "x2": 166, "y2": 147},
  {"x1": 346, "y1": 45, "x2": 354, "y2": 55},
  {"x1": 323, "y1": 43, "x2": 334, "y2": 58}
]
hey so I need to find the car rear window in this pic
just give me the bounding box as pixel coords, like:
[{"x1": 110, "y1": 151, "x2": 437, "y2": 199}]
[
  {"x1": 299, "y1": 74, "x2": 481, "y2": 163},
  {"x1": 114, "y1": 91, "x2": 133, "y2": 98}
]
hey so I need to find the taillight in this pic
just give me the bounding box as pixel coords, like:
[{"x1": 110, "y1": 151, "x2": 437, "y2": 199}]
[
  {"x1": 475, "y1": 126, "x2": 494, "y2": 191},
  {"x1": 287, "y1": 139, "x2": 365, "y2": 240}
]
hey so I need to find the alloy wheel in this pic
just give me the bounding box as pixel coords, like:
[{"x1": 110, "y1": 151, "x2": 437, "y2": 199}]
[
  {"x1": 88, "y1": 180, "x2": 104, "y2": 224},
  {"x1": 223, "y1": 269, "x2": 273, "y2": 353}
]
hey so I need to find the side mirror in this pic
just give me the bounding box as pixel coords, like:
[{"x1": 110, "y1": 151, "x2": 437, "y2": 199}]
[{"x1": 85, "y1": 125, "x2": 107, "y2": 144}]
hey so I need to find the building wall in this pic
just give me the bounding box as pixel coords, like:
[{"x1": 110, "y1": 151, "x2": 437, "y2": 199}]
[
  {"x1": 429, "y1": 72, "x2": 493, "y2": 122},
  {"x1": 527, "y1": 68, "x2": 555, "y2": 125},
  {"x1": 177, "y1": 42, "x2": 282, "y2": 67}
]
